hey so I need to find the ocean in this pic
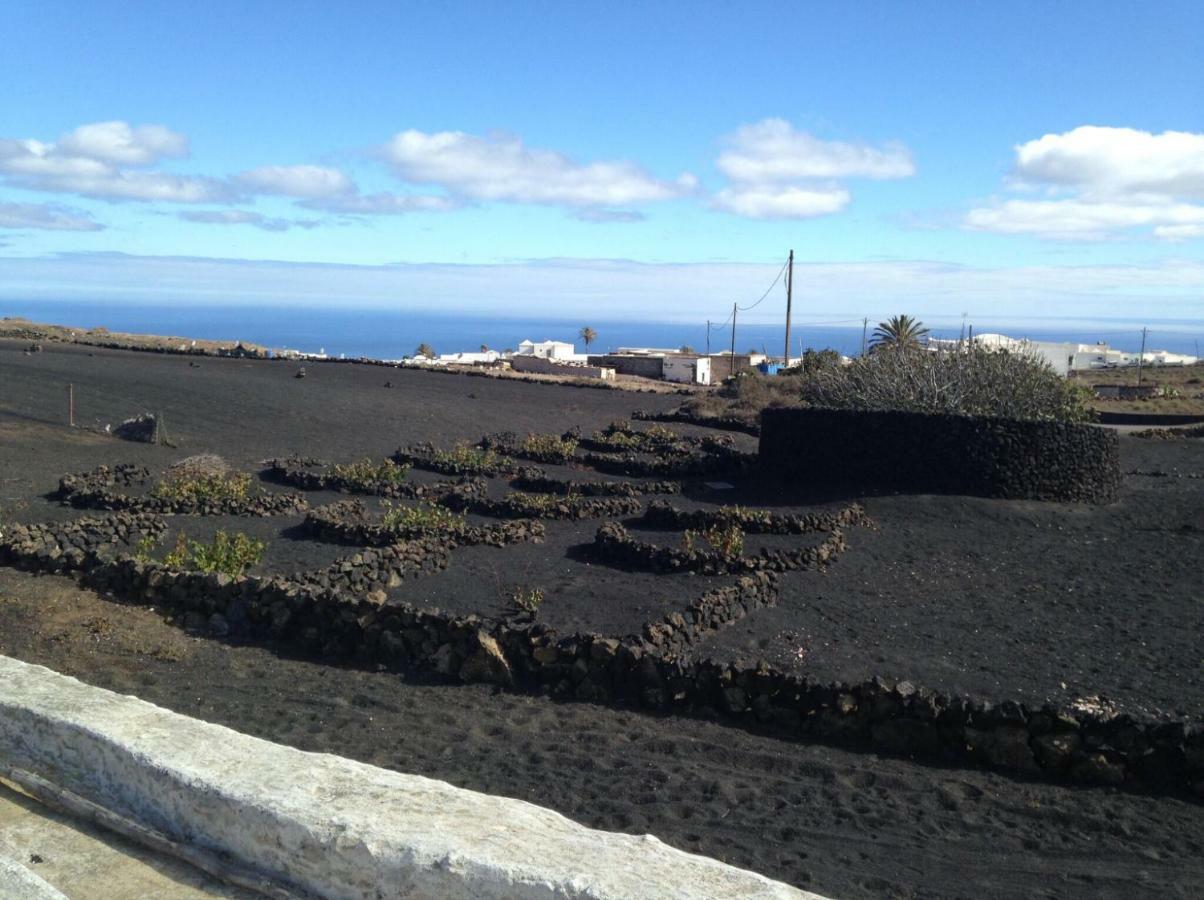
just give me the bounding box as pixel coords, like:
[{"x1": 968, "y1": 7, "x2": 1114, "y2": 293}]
[{"x1": 2, "y1": 300, "x2": 1202, "y2": 361}]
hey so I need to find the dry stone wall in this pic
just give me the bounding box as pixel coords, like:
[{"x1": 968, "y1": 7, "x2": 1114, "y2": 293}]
[
  {"x1": 760, "y1": 408, "x2": 1121, "y2": 503},
  {"x1": 0, "y1": 512, "x2": 1200, "y2": 795}
]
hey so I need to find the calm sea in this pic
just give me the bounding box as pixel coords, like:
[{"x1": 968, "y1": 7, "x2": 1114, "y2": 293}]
[{"x1": 2, "y1": 300, "x2": 1201, "y2": 360}]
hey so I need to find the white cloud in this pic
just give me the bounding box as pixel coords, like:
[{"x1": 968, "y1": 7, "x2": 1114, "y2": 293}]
[
  {"x1": 711, "y1": 185, "x2": 849, "y2": 219},
  {"x1": 56, "y1": 121, "x2": 188, "y2": 166},
  {"x1": 237, "y1": 165, "x2": 354, "y2": 199},
  {"x1": 303, "y1": 192, "x2": 458, "y2": 214},
  {"x1": 717, "y1": 119, "x2": 915, "y2": 182},
  {"x1": 965, "y1": 198, "x2": 1204, "y2": 241},
  {"x1": 1013, "y1": 126, "x2": 1204, "y2": 199},
  {"x1": 711, "y1": 119, "x2": 913, "y2": 220},
  {"x1": 380, "y1": 129, "x2": 694, "y2": 209},
  {"x1": 0, "y1": 201, "x2": 103, "y2": 231},
  {"x1": 571, "y1": 208, "x2": 646, "y2": 224},
  {"x1": 967, "y1": 126, "x2": 1204, "y2": 241},
  {"x1": 0, "y1": 121, "x2": 228, "y2": 203},
  {"x1": 1154, "y1": 223, "x2": 1204, "y2": 241},
  {"x1": 178, "y1": 209, "x2": 321, "y2": 232}
]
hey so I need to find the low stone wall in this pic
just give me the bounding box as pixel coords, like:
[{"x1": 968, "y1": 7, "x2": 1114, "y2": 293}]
[
  {"x1": 510, "y1": 354, "x2": 616, "y2": 381},
  {"x1": 510, "y1": 474, "x2": 682, "y2": 497},
  {"x1": 0, "y1": 657, "x2": 814, "y2": 900},
  {"x1": 304, "y1": 499, "x2": 547, "y2": 546},
  {"x1": 592, "y1": 522, "x2": 847, "y2": 576},
  {"x1": 3, "y1": 512, "x2": 1199, "y2": 796},
  {"x1": 393, "y1": 444, "x2": 538, "y2": 478},
  {"x1": 641, "y1": 501, "x2": 871, "y2": 535},
  {"x1": 760, "y1": 408, "x2": 1121, "y2": 503},
  {"x1": 577, "y1": 446, "x2": 754, "y2": 479},
  {"x1": 58, "y1": 465, "x2": 307, "y2": 516},
  {"x1": 634, "y1": 407, "x2": 762, "y2": 436},
  {"x1": 440, "y1": 489, "x2": 644, "y2": 521}
]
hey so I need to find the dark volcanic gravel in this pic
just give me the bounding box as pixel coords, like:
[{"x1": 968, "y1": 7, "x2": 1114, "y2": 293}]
[{"x1": 3, "y1": 339, "x2": 1204, "y2": 899}]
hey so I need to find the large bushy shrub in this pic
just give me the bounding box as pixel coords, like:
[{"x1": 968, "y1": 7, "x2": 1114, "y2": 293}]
[{"x1": 805, "y1": 346, "x2": 1095, "y2": 423}]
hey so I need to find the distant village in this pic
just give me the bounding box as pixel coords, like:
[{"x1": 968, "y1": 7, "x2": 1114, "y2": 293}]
[{"x1": 346, "y1": 332, "x2": 1201, "y2": 386}]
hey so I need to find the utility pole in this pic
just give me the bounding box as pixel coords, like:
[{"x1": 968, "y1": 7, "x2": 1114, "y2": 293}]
[
  {"x1": 67, "y1": 383, "x2": 74, "y2": 427},
  {"x1": 1136, "y1": 326, "x2": 1148, "y2": 386},
  {"x1": 730, "y1": 302, "x2": 737, "y2": 378},
  {"x1": 782, "y1": 250, "x2": 794, "y2": 365},
  {"x1": 706, "y1": 320, "x2": 710, "y2": 356},
  {"x1": 861, "y1": 318, "x2": 868, "y2": 355}
]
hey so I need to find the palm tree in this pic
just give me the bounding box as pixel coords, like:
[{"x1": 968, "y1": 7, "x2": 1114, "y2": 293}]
[
  {"x1": 579, "y1": 326, "x2": 597, "y2": 351},
  {"x1": 870, "y1": 315, "x2": 929, "y2": 351},
  {"x1": 479, "y1": 344, "x2": 489, "y2": 353},
  {"x1": 415, "y1": 343, "x2": 436, "y2": 359}
]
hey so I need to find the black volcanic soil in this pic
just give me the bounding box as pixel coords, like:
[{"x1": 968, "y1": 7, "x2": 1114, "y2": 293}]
[
  {"x1": 694, "y1": 467, "x2": 1203, "y2": 719},
  {"x1": 1, "y1": 573, "x2": 1201, "y2": 900},
  {"x1": 3, "y1": 338, "x2": 1204, "y2": 899}
]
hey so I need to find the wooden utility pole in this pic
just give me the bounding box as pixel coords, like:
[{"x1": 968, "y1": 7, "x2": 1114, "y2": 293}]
[
  {"x1": 729, "y1": 303, "x2": 737, "y2": 378},
  {"x1": 67, "y1": 383, "x2": 74, "y2": 427},
  {"x1": 1136, "y1": 326, "x2": 1148, "y2": 386},
  {"x1": 706, "y1": 320, "x2": 710, "y2": 356},
  {"x1": 782, "y1": 249, "x2": 794, "y2": 365},
  {"x1": 861, "y1": 318, "x2": 868, "y2": 355}
]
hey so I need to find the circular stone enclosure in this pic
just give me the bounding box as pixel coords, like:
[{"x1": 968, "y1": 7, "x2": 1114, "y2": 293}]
[{"x1": 759, "y1": 407, "x2": 1120, "y2": 504}]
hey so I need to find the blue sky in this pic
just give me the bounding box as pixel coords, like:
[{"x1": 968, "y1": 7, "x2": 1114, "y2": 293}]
[{"x1": 1, "y1": 0, "x2": 1202, "y2": 325}]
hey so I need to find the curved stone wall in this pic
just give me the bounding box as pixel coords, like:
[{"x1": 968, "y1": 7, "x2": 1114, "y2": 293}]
[{"x1": 759, "y1": 408, "x2": 1120, "y2": 504}]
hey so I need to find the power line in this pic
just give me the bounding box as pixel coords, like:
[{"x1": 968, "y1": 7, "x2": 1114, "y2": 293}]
[{"x1": 737, "y1": 258, "x2": 789, "y2": 312}]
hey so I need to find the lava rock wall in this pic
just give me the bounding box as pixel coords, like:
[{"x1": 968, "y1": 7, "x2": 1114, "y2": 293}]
[{"x1": 760, "y1": 408, "x2": 1120, "y2": 503}]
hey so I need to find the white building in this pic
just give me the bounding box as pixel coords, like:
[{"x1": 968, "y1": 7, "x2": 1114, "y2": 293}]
[
  {"x1": 516, "y1": 339, "x2": 577, "y2": 360},
  {"x1": 928, "y1": 333, "x2": 1198, "y2": 376},
  {"x1": 663, "y1": 355, "x2": 712, "y2": 385},
  {"x1": 436, "y1": 350, "x2": 502, "y2": 365}
]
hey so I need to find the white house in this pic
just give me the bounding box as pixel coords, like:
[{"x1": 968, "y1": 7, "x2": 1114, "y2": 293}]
[
  {"x1": 663, "y1": 355, "x2": 712, "y2": 385},
  {"x1": 516, "y1": 339, "x2": 576, "y2": 360}
]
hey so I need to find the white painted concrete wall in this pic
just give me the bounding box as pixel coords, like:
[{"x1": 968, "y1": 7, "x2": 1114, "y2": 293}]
[{"x1": 0, "y1": 656, "x2": 821, "y2": 900}]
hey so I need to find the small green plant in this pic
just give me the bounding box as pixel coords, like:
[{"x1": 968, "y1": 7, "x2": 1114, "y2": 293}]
[
  {"x1": 380, "y1": 499, "x2": 466, "y2": 533},
  {"x1": 508, "y1": 586, "x2": 545, "y2": 616},
  {"x1": 682, "y1": 524, "x2": 744, "y2": 559},
  {"x1": 151, "y1": 471, "x2": 253, "y2": 504},
  {"x1": 331, "y1": 458, "x2": 410, "y2": 486},
  {"x1": 642, "y1": 424, "x2": 678, "y2": 443},
  {"x1": 431, "y1": 443, "x2": 512, "y2": 473},
  {"x1": 520, "y1": 432, "x2": 578, "y2": 462},
  {"x1": 162, "y1": 530, "x2": 265, "y2": 575},
  {"x1": 134, "y1": 533, "x2": 159, "y2": 562}
]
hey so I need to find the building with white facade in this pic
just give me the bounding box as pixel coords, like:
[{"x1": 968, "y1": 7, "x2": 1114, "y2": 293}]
[
  {"x1": 927, "y1": 333, "x2": 1199, "y2": 376},
  {"x1": 516, "y1": 339, "x2": 578, "y2": 360}
]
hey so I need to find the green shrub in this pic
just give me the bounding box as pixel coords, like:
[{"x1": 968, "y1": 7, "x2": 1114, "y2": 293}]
[
  {"x1": 134, "y1": 533, "x2": 158, "y2": 561},
  {"x1": 162, "y1": 530, "x2": 265, "y2": 575},
  {"x1": 331, "y1": 458, "x2": 410, "y2": 487},
  {"x1": 805, "y1": 345, "x2": 1096, "y2": 422},
  {"x1": 682, "y1": 523, "x2": 744, "y2": 559},
  {"x1": 151, "y1": 470, "x2": 253, "y2": 503},
  {"x1": 508, "y1": 586, "x2": 545, "y2": 615},
  {"x1": 520, "y1": 432, "x2": 579, "y2": 462},
  {"x1": 431, "y1": 443, "x2": 512, "y2": 473},
  {"x1": 380, "y1": 499, "x2": 466, "y2": 533},
  {"x1": 505, "y1": 492, "x2": 560, "y2": 514}
]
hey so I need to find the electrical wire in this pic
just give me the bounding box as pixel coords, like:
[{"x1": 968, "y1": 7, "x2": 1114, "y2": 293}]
[{"x1": 738, "y1": 258, "x2": 789, "y2": 312}]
